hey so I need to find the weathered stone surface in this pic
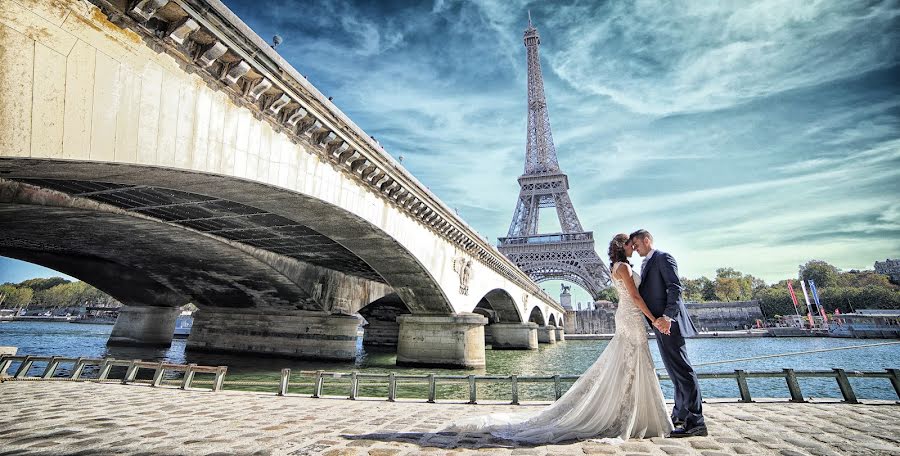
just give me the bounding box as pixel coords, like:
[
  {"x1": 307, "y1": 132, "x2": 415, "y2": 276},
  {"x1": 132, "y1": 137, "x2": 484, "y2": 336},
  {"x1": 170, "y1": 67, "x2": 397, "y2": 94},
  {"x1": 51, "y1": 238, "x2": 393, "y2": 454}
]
[
  {"x1": 187, "y1": 309, "x2": 362, "y2": 360},
  {"x1": 396, "y1": 314, "x2": 488, "y2": 368},
  {"x1": 537, "y1": 326, "x2": 557, "y2": 344},
  {"x1": 489, "y1": 323, "x2": 538, "y2": 350},
  {"x1": 2, "y1": 382, "x2": 898, "y2": 456},
  {"x1": 108, "y1": 305, "x2": 182, "y2": 347}
]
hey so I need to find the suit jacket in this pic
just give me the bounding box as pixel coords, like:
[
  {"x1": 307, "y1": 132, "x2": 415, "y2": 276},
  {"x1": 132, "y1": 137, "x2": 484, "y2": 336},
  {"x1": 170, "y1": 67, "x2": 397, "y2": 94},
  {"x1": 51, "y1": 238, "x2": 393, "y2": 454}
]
[{"x1": 638, "y1": 250, "x2": 698, "y2": 337}]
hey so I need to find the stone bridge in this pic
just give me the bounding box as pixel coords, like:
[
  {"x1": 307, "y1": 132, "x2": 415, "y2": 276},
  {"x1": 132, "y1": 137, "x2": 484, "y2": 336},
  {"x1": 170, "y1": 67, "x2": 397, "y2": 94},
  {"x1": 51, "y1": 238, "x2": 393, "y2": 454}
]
[{"x1": 0, "y1": 0, "x2": 568, "y2": 367}]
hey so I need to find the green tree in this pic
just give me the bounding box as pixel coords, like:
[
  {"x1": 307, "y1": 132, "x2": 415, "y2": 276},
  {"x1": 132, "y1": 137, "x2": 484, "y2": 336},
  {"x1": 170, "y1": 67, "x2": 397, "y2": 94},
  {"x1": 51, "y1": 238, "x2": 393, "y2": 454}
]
[
  {"x1": 713, "y1": 268, "x2": 752, "y2": 301},
  {"x1": 0, "y1": 285, "x2": 34, "y2": 308},
  {"x1": 799, "y1": 260, "x2": 840, "y2": 288},
  {"x1": 17, "y1": 277, "x2": 70, "y2": 291},
  {"x1": 595, "y1": 287, "x2": 619, "y2": 303},
  {"x1": 756, "y1": 286, "x2": 797, "y2": 317},
  {"x1": 838, "y1": 270, "x2": 897, "y2": 289}
]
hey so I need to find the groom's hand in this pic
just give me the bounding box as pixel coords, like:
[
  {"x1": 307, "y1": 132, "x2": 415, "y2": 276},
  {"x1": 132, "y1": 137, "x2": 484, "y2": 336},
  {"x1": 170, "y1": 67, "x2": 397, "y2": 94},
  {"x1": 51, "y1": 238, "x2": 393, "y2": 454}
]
[{"x1": 654, "y1": 317, "x2": 671, "y2": 335}]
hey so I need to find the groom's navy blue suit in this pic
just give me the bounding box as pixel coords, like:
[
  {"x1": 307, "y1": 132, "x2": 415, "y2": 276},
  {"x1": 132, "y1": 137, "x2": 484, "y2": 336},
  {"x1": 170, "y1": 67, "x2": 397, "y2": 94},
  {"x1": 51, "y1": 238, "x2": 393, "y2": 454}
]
[{"x1": 639, "y1": 250, "x2": 705, "y2": 429}]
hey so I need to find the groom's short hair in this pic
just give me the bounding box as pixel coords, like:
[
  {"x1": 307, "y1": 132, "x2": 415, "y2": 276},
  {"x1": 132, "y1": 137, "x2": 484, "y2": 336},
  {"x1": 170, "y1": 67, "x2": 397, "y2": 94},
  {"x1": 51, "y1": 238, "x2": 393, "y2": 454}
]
[{"x1": 629, "y1": 229, "x2": 653, "y2": 242}]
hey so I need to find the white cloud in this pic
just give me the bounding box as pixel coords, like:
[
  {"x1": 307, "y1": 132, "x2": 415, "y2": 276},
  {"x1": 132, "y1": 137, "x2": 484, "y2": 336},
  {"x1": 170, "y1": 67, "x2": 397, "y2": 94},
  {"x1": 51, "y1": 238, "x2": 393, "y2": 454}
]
[{"x1": 546, "y1": 0, "x2": 900, "y2": 115}]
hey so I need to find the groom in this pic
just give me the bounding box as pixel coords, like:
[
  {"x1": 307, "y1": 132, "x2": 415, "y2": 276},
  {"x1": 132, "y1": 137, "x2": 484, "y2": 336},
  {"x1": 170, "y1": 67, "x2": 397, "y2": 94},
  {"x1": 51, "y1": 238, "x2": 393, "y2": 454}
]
[{"x1": 629, "y1": 229, "x2": 707, "y2": 438}]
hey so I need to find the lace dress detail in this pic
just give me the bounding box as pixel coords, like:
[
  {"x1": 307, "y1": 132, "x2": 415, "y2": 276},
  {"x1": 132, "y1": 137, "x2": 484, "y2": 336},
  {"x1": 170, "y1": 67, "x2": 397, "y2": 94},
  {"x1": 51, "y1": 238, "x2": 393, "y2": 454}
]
[{"x1": 444, "y1": 262, "x2": 672, "y2": 443}]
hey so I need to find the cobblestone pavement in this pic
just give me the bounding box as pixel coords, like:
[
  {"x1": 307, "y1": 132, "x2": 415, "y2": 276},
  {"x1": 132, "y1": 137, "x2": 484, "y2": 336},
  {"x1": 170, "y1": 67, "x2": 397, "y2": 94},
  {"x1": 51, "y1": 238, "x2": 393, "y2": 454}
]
[{"x1": 1, "y1": 381, "x2": 899, "y2": 456}]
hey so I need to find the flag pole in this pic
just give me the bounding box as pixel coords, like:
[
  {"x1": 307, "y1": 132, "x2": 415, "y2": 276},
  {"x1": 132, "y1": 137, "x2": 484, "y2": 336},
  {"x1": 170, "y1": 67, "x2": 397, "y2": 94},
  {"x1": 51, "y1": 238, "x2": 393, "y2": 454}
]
[{"x1": 800, "y1": 280, "x2": 815, "y2": 328}]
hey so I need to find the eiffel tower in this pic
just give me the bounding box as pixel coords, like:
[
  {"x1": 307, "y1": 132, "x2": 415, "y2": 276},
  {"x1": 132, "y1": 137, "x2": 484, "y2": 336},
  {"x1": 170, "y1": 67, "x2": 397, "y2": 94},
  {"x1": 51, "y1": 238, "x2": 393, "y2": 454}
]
[{"x1": 498, "y1": 15, "x2": 611, "y2": 301}]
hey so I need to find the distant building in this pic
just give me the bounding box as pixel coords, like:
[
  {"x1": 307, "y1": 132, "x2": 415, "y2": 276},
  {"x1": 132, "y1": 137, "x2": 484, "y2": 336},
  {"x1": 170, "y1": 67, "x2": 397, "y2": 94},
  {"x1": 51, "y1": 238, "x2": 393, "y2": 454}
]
[{"x1": 874, "y1": 258, "x2": 900, "y2": 284}]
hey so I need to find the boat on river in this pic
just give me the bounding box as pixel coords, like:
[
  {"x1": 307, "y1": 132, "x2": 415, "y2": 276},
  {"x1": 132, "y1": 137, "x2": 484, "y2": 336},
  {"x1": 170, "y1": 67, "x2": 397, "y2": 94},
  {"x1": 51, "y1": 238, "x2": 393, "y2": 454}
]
[
  {"x1": 174, "y1": 311, "x2": 193, "y2": 338},
  {"x1": 828, "y1": 309, "x2": 900, "y2": 338}
]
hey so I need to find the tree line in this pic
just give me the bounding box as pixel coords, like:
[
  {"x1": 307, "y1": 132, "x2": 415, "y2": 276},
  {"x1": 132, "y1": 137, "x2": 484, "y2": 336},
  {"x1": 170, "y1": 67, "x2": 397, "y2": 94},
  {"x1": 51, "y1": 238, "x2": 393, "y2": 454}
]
[
  {"x1": 596, "y1": 259, "x2": 899, "y2": 316},
  {"x1": 0, "y1": 277, "x2": 120, "y2": 310}
]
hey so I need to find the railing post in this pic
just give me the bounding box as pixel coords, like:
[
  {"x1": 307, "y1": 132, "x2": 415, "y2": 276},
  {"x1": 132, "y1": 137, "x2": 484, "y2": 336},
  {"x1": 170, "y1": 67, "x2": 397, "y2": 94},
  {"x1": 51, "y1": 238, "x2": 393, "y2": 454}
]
[
  {"x1": 98, "y1": 358, "x2": 113, "y2": 381},
  {"x1": 278, "y1": 368, "x2": 290, "y2": 396},
  {"x1": 349, "y1": 372, "x2": 358, "y2": 400},
  {"x1": 782, "y1": 368, "x2": 805, "y2": 402},
  {"x1": 180, "y1": 364, "x2": 196, "y2": 389},
  {"x1": 387, "y1": 373, "x2": 396, "y2": 402},
  {"x1": 887, "y1": 369, "x2": 900, "y2": 402},
  {"x1": 427, "y1": 374, "x2": 436, "y2": 403},
  {"x1": 122, "y1": 360, "x2": 139, "y2": 385},
  {"x1": 0, "y1": 356, "x2": 12, "y2": 377},
  {"x1": 510, "y1": 375, "x2": 519, "y2": 405},
  {"x1": 151, "y1": 362, "x2": 165, "y2": 387},
  {"x1": 312, "y1": 370, "x2": 323, "y2": 398},
  {"x1": 212, "y1": 366, "x2": 227, "y2": 392},
  {"x1": 735, "y1": 370, "x2": 752, "y2": 402},
  {"x1": 14, "y1": 356, "x2": 34, "y2": 378},
  {"x1": 71, "y1": 358, "x2": 86, "y2": 380},
  {"x1": 553, "y1": 374, "x2": 562, "y2": 400},
  {"x1": 833, "y1": 368, "x2": 858, "y2": 404},
  {"x1": 467, "y1": 375, "x2": 477, "y2": 404},
  {"x1": 41, "y1": 356, "x2": 61, "y2": 379}
]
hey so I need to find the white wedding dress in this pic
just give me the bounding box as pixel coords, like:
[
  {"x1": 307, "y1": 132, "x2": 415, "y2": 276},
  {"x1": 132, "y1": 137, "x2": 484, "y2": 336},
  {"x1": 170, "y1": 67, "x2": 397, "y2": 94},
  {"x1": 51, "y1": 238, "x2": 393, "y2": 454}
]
[{"x1": 445, "y1": 262, "x2": 672, "y2": 443}]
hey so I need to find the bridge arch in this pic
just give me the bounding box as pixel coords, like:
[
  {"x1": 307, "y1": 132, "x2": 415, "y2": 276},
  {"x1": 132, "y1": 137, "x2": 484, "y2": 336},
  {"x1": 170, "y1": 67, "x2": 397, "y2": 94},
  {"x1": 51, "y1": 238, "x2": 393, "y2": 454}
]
[
  {"x1": 473, "y1": 288, "x2": 523, "y2": 324},
  {"x1": 527, "y1": 306, "x2": 546, "y2": 326}
]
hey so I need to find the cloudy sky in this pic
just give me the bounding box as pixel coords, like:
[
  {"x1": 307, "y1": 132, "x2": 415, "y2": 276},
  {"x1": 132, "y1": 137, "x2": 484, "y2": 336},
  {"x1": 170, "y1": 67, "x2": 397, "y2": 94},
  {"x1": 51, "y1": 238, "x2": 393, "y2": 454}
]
[{"x1": 3, "y1": 0, "x2": 899, "y2": 304}]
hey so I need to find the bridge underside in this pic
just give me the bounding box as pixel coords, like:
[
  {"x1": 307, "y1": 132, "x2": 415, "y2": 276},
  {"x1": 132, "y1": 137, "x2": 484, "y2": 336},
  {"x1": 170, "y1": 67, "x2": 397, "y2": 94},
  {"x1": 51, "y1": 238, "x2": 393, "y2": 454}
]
[{"x1": 0, "y1": 159, "x2": 472, "y2": 362}]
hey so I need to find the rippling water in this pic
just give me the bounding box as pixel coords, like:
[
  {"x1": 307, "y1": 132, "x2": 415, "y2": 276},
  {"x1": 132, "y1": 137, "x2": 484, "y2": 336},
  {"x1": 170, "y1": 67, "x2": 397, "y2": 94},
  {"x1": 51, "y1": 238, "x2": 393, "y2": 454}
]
[{"x1": 2, "y1": 322, "x2": 898, "y2": 401}]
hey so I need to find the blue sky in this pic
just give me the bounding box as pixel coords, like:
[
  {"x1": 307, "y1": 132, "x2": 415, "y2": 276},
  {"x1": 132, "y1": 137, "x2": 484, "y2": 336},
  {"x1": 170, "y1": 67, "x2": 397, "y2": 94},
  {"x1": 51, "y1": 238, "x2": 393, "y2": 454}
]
[{"x1": 3, "y1": 0, "x2": 899, "y2": 305}]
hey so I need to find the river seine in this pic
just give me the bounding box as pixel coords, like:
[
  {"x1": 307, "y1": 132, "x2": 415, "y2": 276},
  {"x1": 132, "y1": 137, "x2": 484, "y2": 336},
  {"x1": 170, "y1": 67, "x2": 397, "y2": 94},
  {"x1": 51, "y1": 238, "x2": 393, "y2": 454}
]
[{"x1": 2, "y1": 322, "x2": 897, "y2": 401}]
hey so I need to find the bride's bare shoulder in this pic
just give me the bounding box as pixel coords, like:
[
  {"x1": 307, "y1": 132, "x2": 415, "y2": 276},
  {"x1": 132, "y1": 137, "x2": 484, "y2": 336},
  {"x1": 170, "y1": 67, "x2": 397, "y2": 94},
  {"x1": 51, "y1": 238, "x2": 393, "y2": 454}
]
[{"x1": 612, "y1": 261, "x2": 631, "y2": 277}]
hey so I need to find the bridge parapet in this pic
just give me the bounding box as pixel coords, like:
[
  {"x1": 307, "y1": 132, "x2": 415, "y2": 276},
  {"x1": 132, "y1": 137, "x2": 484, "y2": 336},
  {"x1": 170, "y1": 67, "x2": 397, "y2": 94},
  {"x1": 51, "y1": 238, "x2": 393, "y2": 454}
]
[{"x1": 92, "y1": 0, "x2": 559, "y2": 311}]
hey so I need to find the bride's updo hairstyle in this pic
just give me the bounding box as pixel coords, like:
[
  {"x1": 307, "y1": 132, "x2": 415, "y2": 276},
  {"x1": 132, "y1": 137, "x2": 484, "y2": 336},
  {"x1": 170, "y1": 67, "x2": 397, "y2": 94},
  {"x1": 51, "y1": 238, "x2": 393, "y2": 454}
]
[{"x1": 608, "y1": 233, "x2": 631, "y2": 271}]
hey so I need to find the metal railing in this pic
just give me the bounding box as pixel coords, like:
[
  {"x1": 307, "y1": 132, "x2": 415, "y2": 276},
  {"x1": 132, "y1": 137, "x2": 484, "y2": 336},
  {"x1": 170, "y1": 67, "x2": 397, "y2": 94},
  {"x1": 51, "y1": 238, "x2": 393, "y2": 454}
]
[
  {"x1": 0, "y1": 355, "x2": 226, "y2": 391},
  {"x1": 2, "y1": 355, "x2": 897, "y2": 404}
]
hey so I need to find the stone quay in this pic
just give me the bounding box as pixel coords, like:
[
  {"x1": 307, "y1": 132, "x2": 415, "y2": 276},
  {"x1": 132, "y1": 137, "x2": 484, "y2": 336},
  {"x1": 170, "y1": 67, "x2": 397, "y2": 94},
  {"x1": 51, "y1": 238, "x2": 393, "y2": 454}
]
[{"x1": 2, "y1": 381, "x2": 899, "y2": 455}]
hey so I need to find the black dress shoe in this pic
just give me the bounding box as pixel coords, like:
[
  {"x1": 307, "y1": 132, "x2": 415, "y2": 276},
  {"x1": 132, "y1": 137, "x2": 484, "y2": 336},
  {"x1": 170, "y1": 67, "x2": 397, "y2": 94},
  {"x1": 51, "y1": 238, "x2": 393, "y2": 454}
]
[{"x1": 669, "y1": 425, "x2": 708, "y2": 438}]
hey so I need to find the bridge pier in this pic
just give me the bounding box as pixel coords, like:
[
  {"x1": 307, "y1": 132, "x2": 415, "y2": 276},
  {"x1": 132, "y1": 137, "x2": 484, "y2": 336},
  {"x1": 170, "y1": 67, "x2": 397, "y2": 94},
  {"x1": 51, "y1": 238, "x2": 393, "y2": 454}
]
[
  {"x1": 108, "y1": 306, "x2": 182, "y2": 347},
  {"x1": 537, "y1": 326, "x2": 558, "y2": 344},
  {"x1": 396, "y1": 314, "x2": 487, "y2": 368},
  {"x1": 187, "y1": 309, "x2": 360, "y2": 360},
  {"x1": 489, "y1": 323, "x2": 539, "y2": 350},
  {"x1": 555, "y1": 326, "x2": 566, "y2": 341}
]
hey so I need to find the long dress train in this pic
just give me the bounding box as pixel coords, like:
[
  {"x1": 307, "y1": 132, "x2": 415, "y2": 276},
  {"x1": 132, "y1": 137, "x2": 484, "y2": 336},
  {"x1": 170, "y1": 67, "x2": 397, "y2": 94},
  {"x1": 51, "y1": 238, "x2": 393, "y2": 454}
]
[{"x1": 444, "y1": 262, "x2": 672, "y2": 444}]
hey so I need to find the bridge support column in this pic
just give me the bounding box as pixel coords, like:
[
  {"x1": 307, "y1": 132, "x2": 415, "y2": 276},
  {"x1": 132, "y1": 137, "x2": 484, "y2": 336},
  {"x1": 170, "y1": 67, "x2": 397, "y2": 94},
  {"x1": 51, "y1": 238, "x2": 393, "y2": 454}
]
[
  {"x1": 555, "y1": 326, "x2": 566, "y2": 341},
  {"x1": 108, "y1": 306, "x2": 182, "y2": 347},
  {"x1": 489, "y1": 323, "x2": 538, "y2": 350},
  {"x1": 396, "y1": 314, "x2": 487, "y2": 368},
  {"x1": 538, "y1": 326, "x2": 557, "y2": 344},
  {"x1": 484, "y1": 325, "x2": 494, "y2": 345},
  {"x1": 186, "y1": 309, "x2": 360, "y2": 360},
  {"x1": 362, "y1": 318, "x2": 399, "y2": 347}
]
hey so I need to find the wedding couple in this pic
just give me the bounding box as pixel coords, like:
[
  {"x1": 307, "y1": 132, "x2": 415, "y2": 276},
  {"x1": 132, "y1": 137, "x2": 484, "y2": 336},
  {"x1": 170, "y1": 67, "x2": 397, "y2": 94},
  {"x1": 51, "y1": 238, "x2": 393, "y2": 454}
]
[{"x1": 447, "y1": 229, "x2": 707, "y2": 443}]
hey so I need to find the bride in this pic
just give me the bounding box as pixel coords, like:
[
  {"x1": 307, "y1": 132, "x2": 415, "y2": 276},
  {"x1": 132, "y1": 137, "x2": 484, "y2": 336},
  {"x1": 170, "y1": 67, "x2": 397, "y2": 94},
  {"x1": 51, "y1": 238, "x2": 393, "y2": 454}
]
[{"x1": 444, "y1": 233, "x2": 672, "y2": 443}]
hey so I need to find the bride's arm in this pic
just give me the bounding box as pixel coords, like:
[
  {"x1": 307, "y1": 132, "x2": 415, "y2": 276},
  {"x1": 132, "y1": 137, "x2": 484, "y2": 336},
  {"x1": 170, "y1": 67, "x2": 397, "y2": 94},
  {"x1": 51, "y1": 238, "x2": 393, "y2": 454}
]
[{"x1": 613, "y1": 264, "x2": 656, "y2": 320}]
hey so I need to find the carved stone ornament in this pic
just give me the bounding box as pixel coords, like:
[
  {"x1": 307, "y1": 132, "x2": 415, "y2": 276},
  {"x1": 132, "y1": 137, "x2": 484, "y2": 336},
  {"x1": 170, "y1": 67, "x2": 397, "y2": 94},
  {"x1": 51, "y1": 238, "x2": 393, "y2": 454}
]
[{"x1": 452, "y1": 256, "x2": 473, "y2": 296}]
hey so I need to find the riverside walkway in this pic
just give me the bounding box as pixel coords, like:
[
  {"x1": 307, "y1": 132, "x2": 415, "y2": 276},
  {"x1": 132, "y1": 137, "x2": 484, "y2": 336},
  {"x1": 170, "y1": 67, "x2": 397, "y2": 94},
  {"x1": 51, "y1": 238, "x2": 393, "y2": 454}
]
[{"x1": 1, "y1": 382, "x2": 898, "y2": 456}]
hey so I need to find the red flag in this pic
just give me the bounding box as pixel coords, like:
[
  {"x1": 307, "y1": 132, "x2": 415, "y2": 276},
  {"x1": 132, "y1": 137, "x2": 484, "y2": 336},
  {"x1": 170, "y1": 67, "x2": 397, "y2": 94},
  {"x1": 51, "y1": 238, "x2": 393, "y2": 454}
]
[{"x1": 787, "y1": 280, "x2": 801, "y2": 320}]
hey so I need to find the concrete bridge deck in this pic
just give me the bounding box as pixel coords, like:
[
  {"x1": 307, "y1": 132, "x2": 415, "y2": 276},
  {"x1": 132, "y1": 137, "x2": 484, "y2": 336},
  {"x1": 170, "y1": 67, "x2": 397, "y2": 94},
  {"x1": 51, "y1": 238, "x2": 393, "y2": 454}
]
[{"x1": 1, "y1": 382, "x2": 898, "y2": 455}]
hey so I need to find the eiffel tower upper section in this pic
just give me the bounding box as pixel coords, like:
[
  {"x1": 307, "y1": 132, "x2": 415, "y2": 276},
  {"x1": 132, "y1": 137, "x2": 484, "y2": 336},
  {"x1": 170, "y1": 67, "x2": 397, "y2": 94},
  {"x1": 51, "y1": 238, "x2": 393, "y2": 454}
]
[{"x1": 498, "y1": 16, "x2": 611, "y2": 300}]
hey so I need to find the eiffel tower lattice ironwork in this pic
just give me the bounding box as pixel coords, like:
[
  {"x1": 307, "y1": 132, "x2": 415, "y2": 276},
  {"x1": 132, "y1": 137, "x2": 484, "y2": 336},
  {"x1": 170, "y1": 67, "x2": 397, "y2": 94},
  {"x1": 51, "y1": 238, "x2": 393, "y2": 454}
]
[{"x1": 498, "y1": 15, "x2": 611, "y2": 301}]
